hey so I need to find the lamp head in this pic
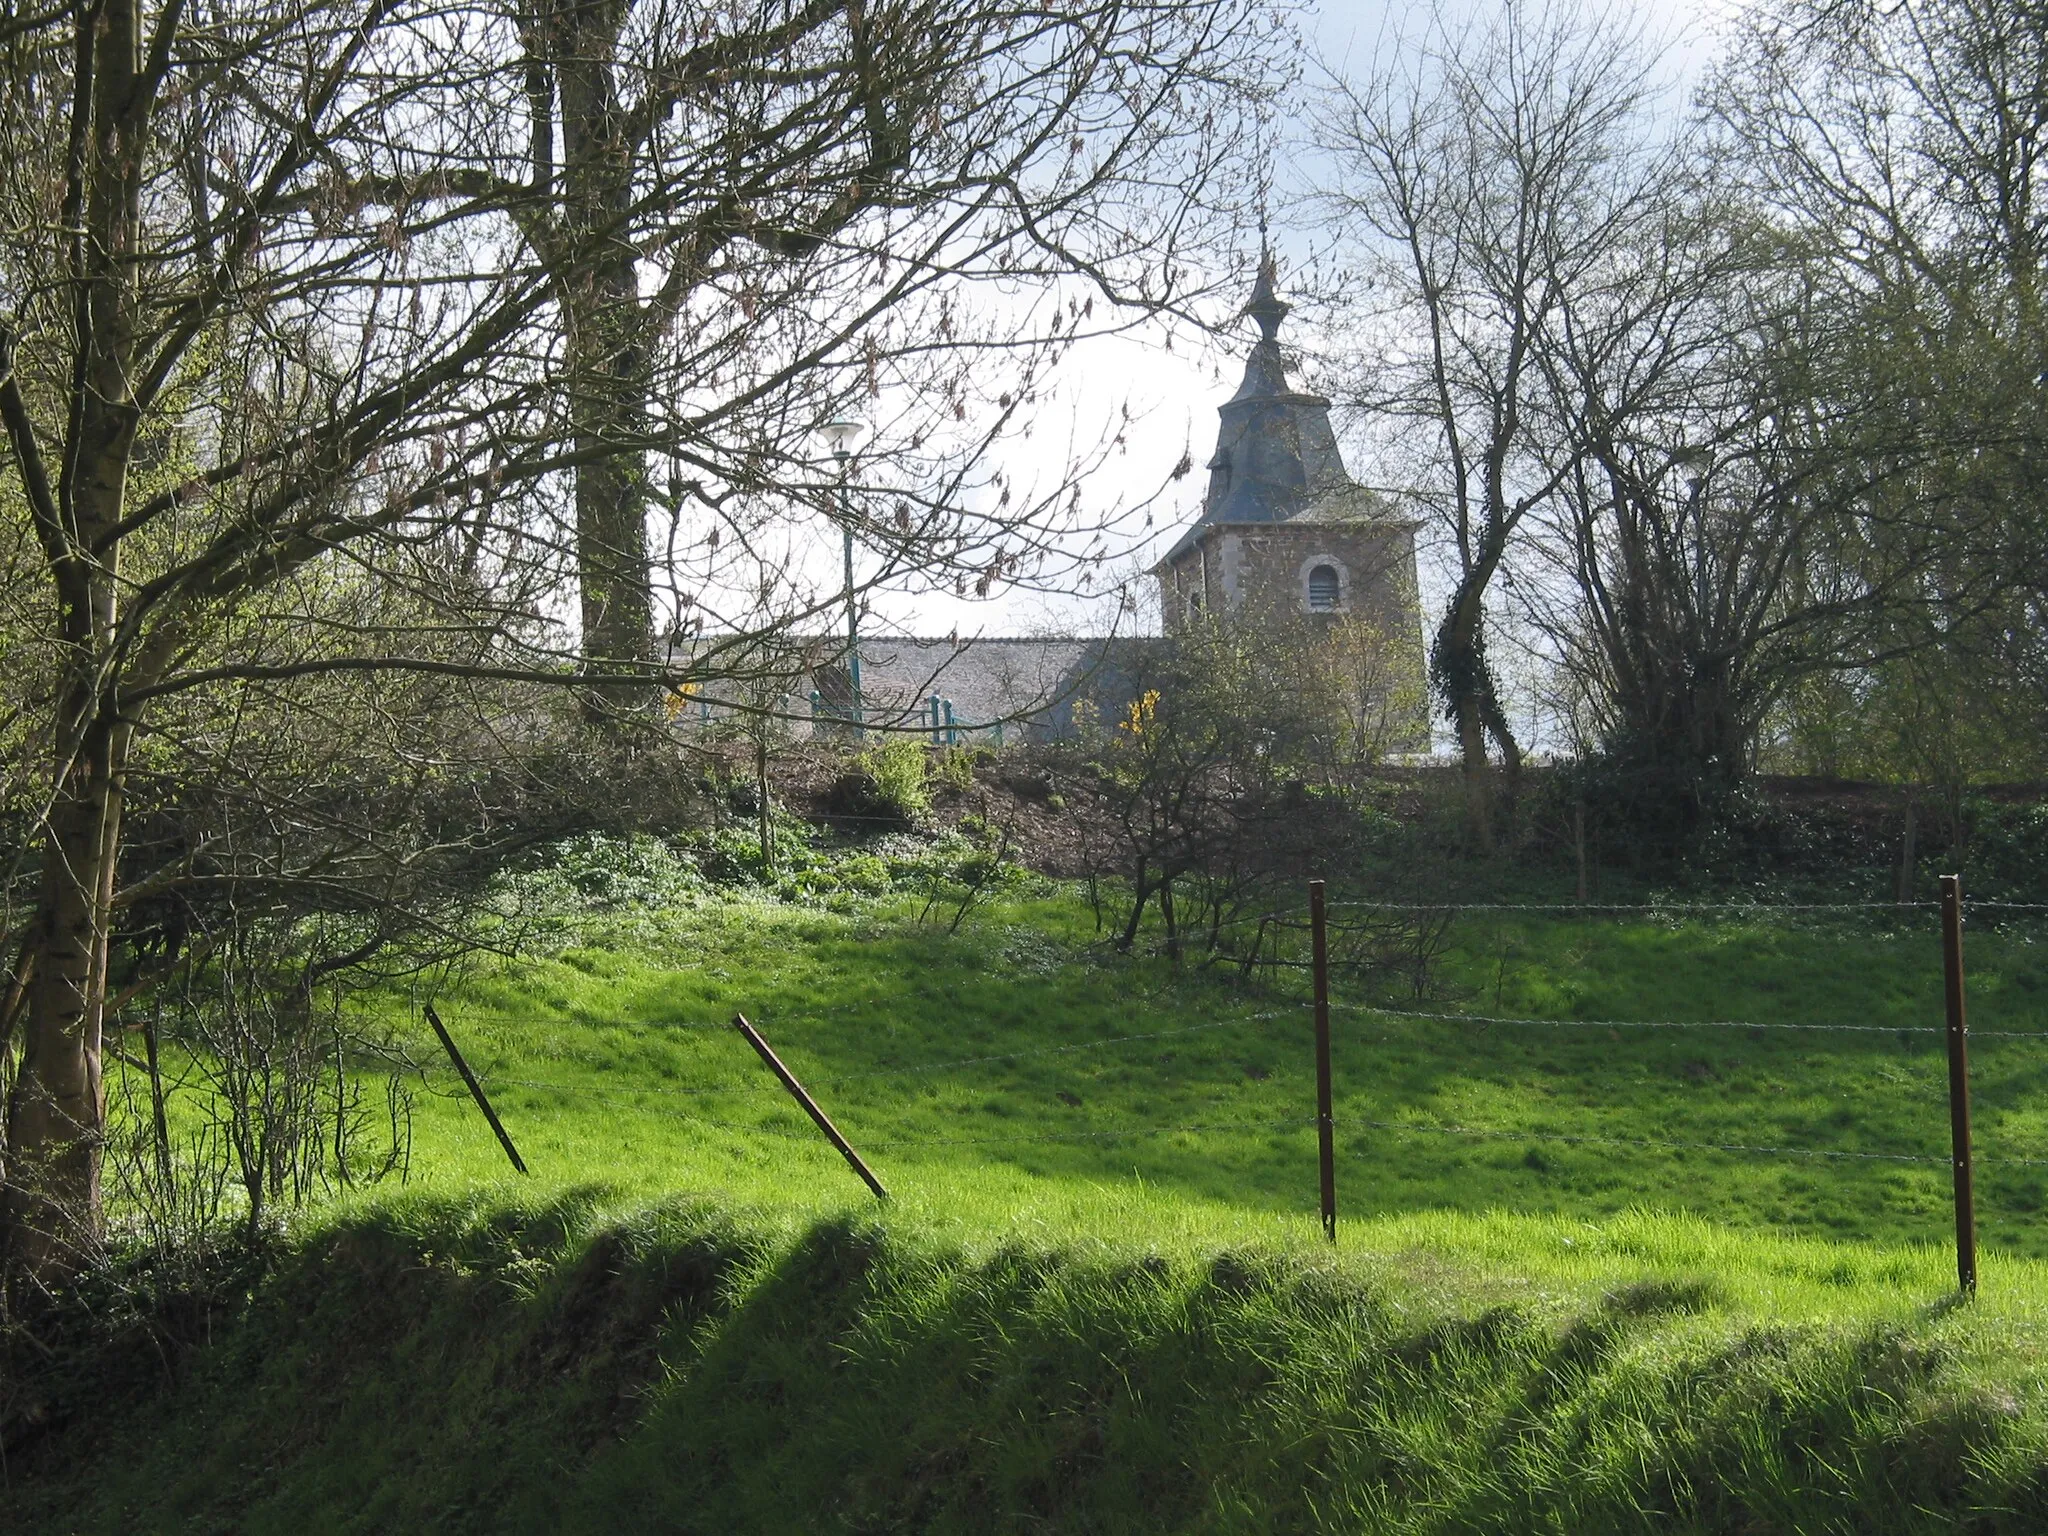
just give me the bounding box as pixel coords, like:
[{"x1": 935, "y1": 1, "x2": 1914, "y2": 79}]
[{"x1": 818, "y1": 417, "x2": 864, "y2": 458}]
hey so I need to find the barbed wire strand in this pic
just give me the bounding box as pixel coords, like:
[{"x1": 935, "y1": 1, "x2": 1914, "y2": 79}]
[
  {"x1": 1325, "y1": 899, "x2": 1940, "y2": 914},
  {"x1": 470, "y1": 1010, "x2": 1298, "y2": 1103},
  {"x1": 1322, "y1": 1000, "x2": 2048, "y2": 1040},
  {"x1": 1199, "y1": 902, "x2": 1966, "y2": 941},
  {"x1": 418, "y1": 1070, "x2": 2048, "y2": 1169},
  {"x1": 1337, "y1": 1117, "x2": 1953, "y2": 1163},
  {"x1": 424, "y1": 1081, "x2": 2048, "y2": 1168},
  {"x1": 456, "y1": 998, "x2": 2048, "y2": 1117}
]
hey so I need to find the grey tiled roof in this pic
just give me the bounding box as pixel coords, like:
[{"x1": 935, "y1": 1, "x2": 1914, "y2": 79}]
[
  {"x1": 1158, "y1": 262, "x2": 1407, "y2": 567},
  {"x1": 836, "y1": 635, "x2": 1146, "y2": 741}
]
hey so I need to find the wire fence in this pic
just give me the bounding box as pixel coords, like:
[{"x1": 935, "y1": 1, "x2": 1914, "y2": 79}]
[{"x1": 412, "y1": 889, "x2": 2042, "y2": 1284}]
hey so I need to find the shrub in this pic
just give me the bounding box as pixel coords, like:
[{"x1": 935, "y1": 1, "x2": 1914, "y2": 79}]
[
  {"x1": 931, "y1": 745, "x2": 980, "y2": 795},
  {"x1": 828, "y1": 739, "x2": 930, "y2": 828}
]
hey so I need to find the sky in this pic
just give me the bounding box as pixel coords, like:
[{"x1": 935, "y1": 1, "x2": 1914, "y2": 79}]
[{"x1": 855, "y1": 0, "x2": 1748, "y2": 664}]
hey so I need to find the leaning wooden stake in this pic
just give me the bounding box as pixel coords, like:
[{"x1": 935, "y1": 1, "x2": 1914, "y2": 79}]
[
  {"x1": 423, "y1": 1003, "x2": 528, "y2": 1175},
  {"x1": 732, "y1": 1013, "x2": 888, "y2": 1201},
  {"x1": 1311, "y1": 879, "x2": 1336, "y2": 1244},
  {"x1": 1940, "y1": 875, "x2": 1976, "y2": 1295}
]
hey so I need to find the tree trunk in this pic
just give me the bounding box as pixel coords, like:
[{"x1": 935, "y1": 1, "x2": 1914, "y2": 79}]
[
  {"x1": 5, "y1": 718, "x2": 125, "y2": 1282},
  {"x1": 1434, "y1": 582, "x2": 1498, "y2": 851},
  {"x1": 1477, "y1": 678, "x2": 1523, "y2": 831},
  {"x1": 756, "y1": 734, "x2": 775, "y2": 875},
  {"x1": 545, "y1": 0, "x2": 656, "y2": 714},
  {"x1": 1897, "y1": 795, "x2": 1919, "y2": 904},
  {"x1": 1117, "y1": 863, "x2": 1151, "y2": 952},
  {"x1": 1574, "y1": 799, "x2": 1588, "y2": 903},
  {"x1": 3, "y1": 0, "x2": 147, "y2": 1282},
  {"x1": 1456, "y1": 709, "x2": 1493, "y2": 854},
  {"x1": 569, "y1": 297, "x2": 654, "y2": 694}
]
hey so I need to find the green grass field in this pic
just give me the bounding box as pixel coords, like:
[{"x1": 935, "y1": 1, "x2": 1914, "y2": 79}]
[
  {"x1": 29, "y1": 884, "x2": 2048, "y2": 1532},
  {"x1": 392, "y1": 894, "x2": 2048, "y2": 1258}
]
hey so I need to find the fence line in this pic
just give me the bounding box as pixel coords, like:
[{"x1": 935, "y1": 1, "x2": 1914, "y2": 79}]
[
  {"x1": 1336, "y1": 1117, "x2": 1950, "y2": 1164},
  {"x1": 1210, "y1": 902, "x2": 1948, "y2": 930},
  {"x1": 1319, "y1": 1000, "x2": 2048, "y2": 1039},
  {"x1": 1326, "y1": 899, "x2": 1941, "y2": 914},
  {"x1": 473, "y1": 1010, "x2": 1298, "y2": 1105},
  {"x1": 1201, "y1": 902, "x2": 1968, "y2": 947},
  {"x1": 416, "y1": 1071, "x2": 2048, "y2": 1169},
  {"x1": 402, "y1": 878, "x2": 2048, "y2": 1273},
  {"x1": 860, "y1": 1116, "x2": 1317, "y2": 1150}
]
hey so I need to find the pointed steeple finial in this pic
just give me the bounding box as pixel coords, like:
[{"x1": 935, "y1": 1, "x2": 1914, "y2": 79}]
[{"x1": 1245, "y1": 244, "x2": 1288, "y2": 342}]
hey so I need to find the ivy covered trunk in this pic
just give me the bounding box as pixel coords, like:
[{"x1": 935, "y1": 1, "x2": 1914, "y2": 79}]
[{"x1": 1433, "y1": 571, "x2": 1520, "y2": 852}]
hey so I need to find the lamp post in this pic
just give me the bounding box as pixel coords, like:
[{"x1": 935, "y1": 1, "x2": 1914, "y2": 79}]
[{"x1": 818, "y1": 417, "x2": 865, "y2": 736}]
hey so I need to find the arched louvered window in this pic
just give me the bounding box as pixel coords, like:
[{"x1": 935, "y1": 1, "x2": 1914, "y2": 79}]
[
  {"x1": 1306, "y1": 563, "x2": 1341, "y2": 611},
  {"x1": 1186, "y1": 585, "x2": 1204, "y2": 620}
]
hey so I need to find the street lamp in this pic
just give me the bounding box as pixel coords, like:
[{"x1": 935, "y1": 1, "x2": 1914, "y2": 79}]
[{"x1": 818, "y1": 417, "x2": 865, "y2": 736}]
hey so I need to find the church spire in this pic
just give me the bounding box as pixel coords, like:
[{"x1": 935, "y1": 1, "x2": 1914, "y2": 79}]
[
  {"x1": 1244, "y1": 246, "x2": 1288, "y2": 342},
  {"x1": 1186, "y1": 250, "x2": 1354, "y2": 528}
]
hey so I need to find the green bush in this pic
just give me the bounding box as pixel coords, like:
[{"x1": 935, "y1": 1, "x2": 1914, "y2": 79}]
[
  {"x1": 931, "y1": 745, "x2": 979, "y2": 794},
  {"x1": 828, "y1": 738, "x2": 930, "y2": 827},
  {"x1": 507, "y1": 832, "x2": 707, "y2": 912}
]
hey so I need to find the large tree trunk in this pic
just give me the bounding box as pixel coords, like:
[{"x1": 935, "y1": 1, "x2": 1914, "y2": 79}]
[
  {"x1": 1434, "y1": 580, "x2": 1498, "y2": 851},
  {"x1": 566, "y1": 250, "x2": 654, "y2": 696},
  {"x1": 3, "y1": 0, "x2": 146, "y2": 1285},
  {"x1": 5, "y1": 721, "x2": 124, "y2": 1282},
  {"x1": 545, "y1": 0, "x2": 656, "y2": 713}
]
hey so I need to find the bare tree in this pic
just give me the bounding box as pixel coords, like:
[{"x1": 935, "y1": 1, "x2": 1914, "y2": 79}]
[
  {"x1": 1708, "y1": 0, "x2": 2048, "y2": 776},
  {"x1": 0, "y1": 0, "x2": 1276, "y2": 1283},
  {"x1": 1309, "y1": 1, "x2": 1679, "y2": 848},
  {"x1": 465, "y1": 0, "x2": 1291, "y2": 710},
  {"x1": 1516, "y1": 172, "x2": 1926, "y2": 836}
]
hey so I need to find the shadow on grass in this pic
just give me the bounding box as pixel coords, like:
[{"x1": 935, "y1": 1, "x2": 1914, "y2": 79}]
[{"x1": 18, "y1": 1198, "x2": 2048, "y2": 1535}]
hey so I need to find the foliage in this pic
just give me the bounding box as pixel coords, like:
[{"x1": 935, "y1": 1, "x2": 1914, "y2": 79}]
[
  {"x1": 829, "y1": 739, "x2": 933, "y2": 828},
  {"x1": 1055, "y1": 618, "x2": 1397, "y2": 957},
  {"x1": 930, "y1": 745, "x2": 982, "y2": 796},
  {"x1": 915, "y1": 815, "x2": 1028, "y2": 934}
]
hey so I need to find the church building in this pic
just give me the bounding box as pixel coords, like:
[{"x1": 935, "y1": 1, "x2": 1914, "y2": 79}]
[
  {"x1": 773, "y1": 261, "x2": 1426, "y2": 745},
  {"x1": 1154, "y1": 257, "x2": 1423, "y2": 654}
]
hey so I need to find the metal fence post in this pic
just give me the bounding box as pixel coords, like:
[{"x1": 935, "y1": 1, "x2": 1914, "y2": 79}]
[
  {"x1": 423, "y1": 1003, "x2": 528, "y2": 1175},
  {"x1": 733, "y1": 1013, "x2": 889, "y2": 1201},
  {"x1": 1311, "y1": 879, "x2": 1336, "y2": 1243},
  {"x1": 1940, "y1": 874, "x2": 1977, "y2": 1295}
]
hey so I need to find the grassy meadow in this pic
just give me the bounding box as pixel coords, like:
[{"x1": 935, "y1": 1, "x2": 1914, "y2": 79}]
[
  {"x1": 31, "y1": 864, "x2": 2048, "y2": 1533},
  {"x1": 389, "y1": 890, "x2": 2048, "y2": 1259}
]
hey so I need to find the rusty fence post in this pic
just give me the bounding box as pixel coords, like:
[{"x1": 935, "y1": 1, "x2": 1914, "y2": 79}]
[
  {"x1": 1940, "y1": 875, "x2": 1977, "y2": 1295},
  {"x1": 1311, "y1": 879, "x2": 1336, "y2": 1244},
  {"x1": 733, "y1": 1013, "x2": 889, "y2": 1201},
  {"x1": 423, "y1": 1002, "x2": 528, "y2": 1175}
]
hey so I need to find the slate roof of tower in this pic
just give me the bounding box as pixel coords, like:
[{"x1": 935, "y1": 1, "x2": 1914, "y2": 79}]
[{"x1": 1157, "y1": 257, "x2": 1384, "y2": 566}]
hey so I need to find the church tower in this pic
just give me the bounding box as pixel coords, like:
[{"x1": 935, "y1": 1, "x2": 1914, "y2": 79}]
[{"x1": 1155, "y1": 258, "x2": 1423, "y2": 672}]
